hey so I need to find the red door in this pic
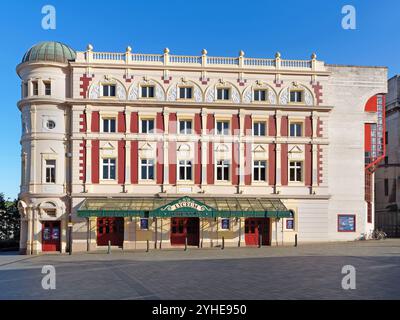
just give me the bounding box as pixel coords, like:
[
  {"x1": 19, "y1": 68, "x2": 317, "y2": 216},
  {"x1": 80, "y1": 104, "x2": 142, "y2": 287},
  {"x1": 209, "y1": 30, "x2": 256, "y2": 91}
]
[
  {"x1": 42, "y1": 221, "x2": 61, "y2": 252},
  {"x1": 245, "y1": 218, "x2": 270, "y2": 246},
  {"x1": 171, "y1": 218, "x2": 199, "y2": 246},
  {"x1": 97, "y1": 218, "x2": 124, "y2": 246}
]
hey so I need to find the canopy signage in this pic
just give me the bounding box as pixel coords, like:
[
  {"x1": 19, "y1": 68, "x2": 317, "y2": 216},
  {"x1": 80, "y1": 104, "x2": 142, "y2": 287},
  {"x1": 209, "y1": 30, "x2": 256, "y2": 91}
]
[{"x1": 161, "y1": 197, "x2": 212, "y2": 212}]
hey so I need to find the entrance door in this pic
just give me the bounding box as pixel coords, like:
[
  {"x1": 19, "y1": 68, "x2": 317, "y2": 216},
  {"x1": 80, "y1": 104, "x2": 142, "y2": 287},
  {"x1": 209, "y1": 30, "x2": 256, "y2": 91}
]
[
  {"x1": 245, "y1": 218, "x2": 270, "y2": 246},
  {"x1": 97, "y1": 217, "x2": 124, "y2": 246},
  {"x1": 42, "y1": 221, "x2": 61, "y2": 252},
  {"x1": 170, "y1": 218, "x2": 199, "y2": 246}
]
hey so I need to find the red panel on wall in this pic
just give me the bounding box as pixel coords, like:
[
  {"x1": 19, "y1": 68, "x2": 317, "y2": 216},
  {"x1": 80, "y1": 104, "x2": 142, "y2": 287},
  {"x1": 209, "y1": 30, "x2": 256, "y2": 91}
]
[
  {"x1": 91, "y1": 111, "x2": 100, "y2": 132},
  {"x1": 244, "y1": 115, "x2": 252, "y2": 135},
  {"x1": 156, "y1": 141, "x2": 164, "y2": 184},
  {"x1": 169, "y1": 141, "x2": 177, "y2": 184},
  {"x1": 91, "y1": 140, "x2": 99, "y2": 183},
  {"x1": 118, "y1": 112, "x2": 126, "y2": 133},
  {"x1": 156, "y1": 112, "x2": 164, "y2": 134},
  {"x1": 365, "y1": 95, "x2": 378, "y2": 112},
  {"x1": 232, "y1": 114, "x2": 239, "y2": 135},
  {"x1": 281, "y1": 144, "x2": 288, "y2": 185},
  {"x1": 169, "y1": 113, "x2": 177, "y2": 134},
  {"x1": 207, "y1": 114, "x2": 214, "y2": 134},
  {"x1": 281, "y1": 116, "x2": 288, "y2": 136},
  {"x1": 365, "y1": 123, "x2": 372, "y2": 152},
  {"x1": 118, "y1": 140, "x2": 125, "y2": 184},
  {"x1": 244, "y1": 142, "x2": 252, "y2": 185},
  {"x1": 130, "y1": 112, "x2": 138, "y2": 133},
  {"x1": 305, "y1": 116, "x2": 312, "y2": 137},
  {"x1": 232, "y1": 142, "x2": 239, "y2": 185},
  {"x1": 305, "y1": 144, "x2": 312, "y2": 186},
  {"x1": 207, "y1": 142, "x2": 214, "y2": 184},
  {"x1": 268, "y1": 115, "x2": 276, "y2": 136},
  {"x1": 195, "y1": 142, "x2": 201, "y2": 184},
  {"x1": 131, "y1": 141, "x2": 138, "y2": 184},
  {"x1": 194, "y1": 113, "x2": 202, "y2": 134},
  {"x1": 268, "y1": 144, "x2": 276, "y2": 186}
]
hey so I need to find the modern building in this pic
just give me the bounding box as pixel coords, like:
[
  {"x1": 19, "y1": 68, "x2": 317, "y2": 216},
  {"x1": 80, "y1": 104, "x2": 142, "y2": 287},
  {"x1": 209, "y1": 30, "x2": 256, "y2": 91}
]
[
  {"x1": 16, "y1": 41, "x2": 387, "y2": 254},
  {"x1": 375, "y1": 75, "x2": 400, "y2": 237}
]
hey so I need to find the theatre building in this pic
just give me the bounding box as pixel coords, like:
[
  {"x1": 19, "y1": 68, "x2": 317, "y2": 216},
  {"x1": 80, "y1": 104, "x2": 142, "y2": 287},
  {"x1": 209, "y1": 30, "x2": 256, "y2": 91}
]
[{"x1": 16, "y1": 42, "x2": 386, "y2": 254}]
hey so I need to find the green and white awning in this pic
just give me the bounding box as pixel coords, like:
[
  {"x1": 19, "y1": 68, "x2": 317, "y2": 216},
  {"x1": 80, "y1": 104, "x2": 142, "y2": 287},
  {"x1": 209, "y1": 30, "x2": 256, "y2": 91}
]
[{"x1": 77, "y1": 196, "x2": 292, "y2": 218}]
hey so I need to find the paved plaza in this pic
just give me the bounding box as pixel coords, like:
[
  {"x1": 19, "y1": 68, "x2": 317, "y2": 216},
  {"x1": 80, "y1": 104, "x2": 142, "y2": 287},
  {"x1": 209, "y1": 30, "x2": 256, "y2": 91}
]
[{"x1": 1, "y1": 240, "x2": 400, "y2": 300}]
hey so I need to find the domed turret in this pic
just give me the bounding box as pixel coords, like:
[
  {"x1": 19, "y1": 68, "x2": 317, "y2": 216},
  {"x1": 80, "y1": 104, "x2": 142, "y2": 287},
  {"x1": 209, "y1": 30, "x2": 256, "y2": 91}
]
[{"x1": 21, "y1": 41, "x2": 76, "y2": 64}]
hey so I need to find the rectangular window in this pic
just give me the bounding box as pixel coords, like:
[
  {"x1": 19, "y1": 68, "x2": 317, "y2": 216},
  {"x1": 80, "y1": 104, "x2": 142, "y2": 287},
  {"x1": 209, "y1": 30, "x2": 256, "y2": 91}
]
[
  {"x1": 253, "y1": 121, "x2": 266, "y2": 136},
  {"x1": 102, "y1": 158, "x2": 116, "y2": 180},
  {"x1": 140, "y1": 159, "x2": 154, "y2": 180},
  {"x1": 179, "y1": 120, "x2": 192, "y2": 134},
  {"x1": 384, "y1": 178, "x2": 389, "y2": 196},
  {"x1": 32, "y1": 81, "x2": 38, "y2": 95},
  {"x1": 289, "y1": 161, "x2": 303, "y2": 182},
  {"x1": 253, "y1": 160, "x2": 266, "y2": 182},
  {"x1": 289, "y1": 122, "x2": 303, "y2": 137},
  {"x1": 178, "y1": 160, "x2": 192, "y2": 180},
  {"x1": 44, "y1": 81, "x2": 51, "y2": 96},
  {"x1": 141, "y1": 119, "x2": 155, "y2": 133},
  {"x1": 45, "y1": 160, "x2": 56, "y2": 183},
  {"x1": 221, "y1": 218, "x2": 230, "y2": 230},
  {"x1": 179, "y1": 87, "x2": 193, "y2": 99},
  {"x1": 141, "y1": 85, "x2": 155, "y2": 98},
  {"x1": 254, "y1": 89, "x2": 267, "y2": 101},
  {"x1": 140, "y1": 218, "x2": 149, "y2": 230},
  {"x1": 103, "y1": 118, "x2": 116, "y2": 133},
  {"x1": 216, "y1": 160, "x2": 230, "y2": 181},
  {"x1": 217, "y1": 88, "x2": 230, "y2": 100},
  {"x1": 290, "y1": 90, "x2": 303, "y2": 103},
  {"x1": 216, "y1": 121, "x2": 230, "y2": 135},
  {"x1": 102, "y1": 84, "x2": 116, "y2": 97}
]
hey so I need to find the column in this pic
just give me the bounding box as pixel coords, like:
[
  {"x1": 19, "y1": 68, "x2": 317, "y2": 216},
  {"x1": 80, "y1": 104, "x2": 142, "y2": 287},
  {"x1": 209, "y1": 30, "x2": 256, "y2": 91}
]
[
  {"x1": 312, "y1": 145, "x2": 318, "y2": 187},
  {"x1": 239, "y1": 111, "x2": 245, "y2": 186},
  {"x1": 276, "y1": 144, "x2": 282, "y2": 187},
  {"x1": 32, "y1": 208, "x2": 40, "y2": 254},
  {"x1": 85, "y1": 140, "x2": 92, "y2": 186},
  {"x1": 163, "y1": 109, "x2": 169, "y2": 186},
  {"x1": 25, "y1": 208, "x2": 32, "y2": 255},
  {"x1": 201, "y1": 110, "x2": 208, "y2": 186},
  {"x1": 125, "y1": 141, "x2": 131, "y2": 187}
]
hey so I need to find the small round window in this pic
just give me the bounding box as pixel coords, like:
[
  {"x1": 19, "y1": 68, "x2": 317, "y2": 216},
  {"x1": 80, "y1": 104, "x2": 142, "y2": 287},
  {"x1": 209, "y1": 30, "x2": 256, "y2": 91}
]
[{"x1": 46, "y1": 120, "x2": 56, "y2": 130}]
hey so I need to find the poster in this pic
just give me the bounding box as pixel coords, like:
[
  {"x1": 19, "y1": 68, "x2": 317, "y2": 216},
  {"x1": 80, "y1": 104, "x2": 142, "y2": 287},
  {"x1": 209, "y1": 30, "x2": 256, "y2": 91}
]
[{"x1": 338, "y1": 215, "x2": 356, "y2": 232}]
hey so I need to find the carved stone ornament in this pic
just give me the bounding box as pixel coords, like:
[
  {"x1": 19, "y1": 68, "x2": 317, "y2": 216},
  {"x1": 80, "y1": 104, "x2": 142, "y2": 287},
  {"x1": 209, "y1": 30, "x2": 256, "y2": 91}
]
[
  {"x1": 206, "y1": 87, "x2": 215, "y2": 102},
  {"x1": 167, "y1": 86, "x2": 177, "y2": 101},
  {"x1": 279, "y1": 87, "x2": 290, "y2": 105}
]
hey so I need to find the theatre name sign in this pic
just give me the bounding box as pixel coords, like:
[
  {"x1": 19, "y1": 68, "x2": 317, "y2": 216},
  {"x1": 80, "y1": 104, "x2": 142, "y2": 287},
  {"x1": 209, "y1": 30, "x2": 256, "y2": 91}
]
[{"x1": 158, "y1": 197, "x2": 213, "y2": 217}]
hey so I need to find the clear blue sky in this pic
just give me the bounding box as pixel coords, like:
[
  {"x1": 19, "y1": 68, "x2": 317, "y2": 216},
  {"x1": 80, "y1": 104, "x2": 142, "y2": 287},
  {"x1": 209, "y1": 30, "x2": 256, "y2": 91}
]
[{"x1": 0, "y1": 0, "x2": 398, "y2": 200}]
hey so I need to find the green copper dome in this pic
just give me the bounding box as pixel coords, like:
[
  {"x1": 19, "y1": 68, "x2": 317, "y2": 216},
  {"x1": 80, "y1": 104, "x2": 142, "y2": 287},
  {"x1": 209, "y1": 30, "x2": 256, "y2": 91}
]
[{"x1": 22, "y1": 41, "x2": 76, "y2": 64}]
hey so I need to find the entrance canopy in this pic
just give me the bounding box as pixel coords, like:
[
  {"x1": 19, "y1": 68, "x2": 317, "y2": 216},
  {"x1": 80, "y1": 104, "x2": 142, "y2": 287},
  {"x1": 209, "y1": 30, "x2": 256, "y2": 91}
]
[{"x1": 77, "y1": 196, "x2": 292, "y2": 218}]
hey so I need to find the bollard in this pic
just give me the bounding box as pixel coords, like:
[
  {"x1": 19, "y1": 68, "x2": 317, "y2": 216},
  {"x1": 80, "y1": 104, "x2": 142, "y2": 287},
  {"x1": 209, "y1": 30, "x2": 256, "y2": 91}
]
[
  {"x1": 146, "y1": 239, "x2": 149, "y2": 252},
  {"x1": 222, "y1": 237, "x2": 225, "y2": 250},
  {"x1": 184, "y1": 236, "x2": 188, "y2": 251},
  {"x1": 200, "y1": 239, "x2": 203, "y2": 248},
  {"x1": 107, "y1": 240, "x2": 111, "y2": 254},
  {"x1": 295, "y1": 234, "x2": 298, "y2": 247}
]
